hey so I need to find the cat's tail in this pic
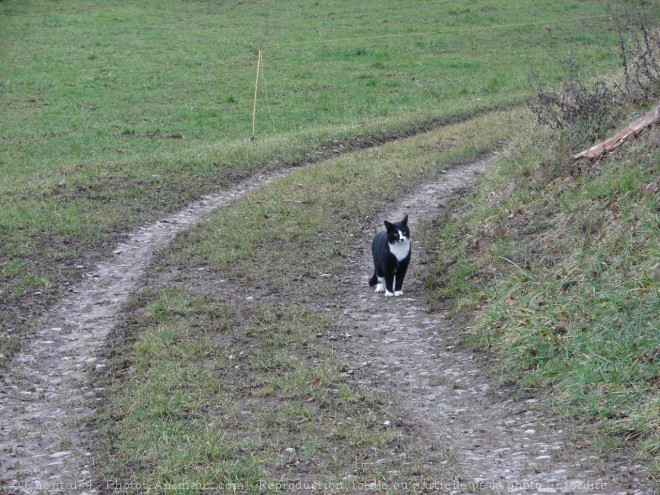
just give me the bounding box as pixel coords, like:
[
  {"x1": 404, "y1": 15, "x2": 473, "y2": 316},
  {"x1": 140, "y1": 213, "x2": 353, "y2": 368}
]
[{"x1": 369, "y1": 272, "x2": 378, "y2": 287}]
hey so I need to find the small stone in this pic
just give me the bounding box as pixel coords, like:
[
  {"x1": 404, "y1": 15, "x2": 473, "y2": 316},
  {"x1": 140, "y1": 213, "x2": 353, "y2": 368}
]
[
  {"x1": 523, "y1": 429, "x2": 537, "y2": 435},
  {"x1": 50, "y1": 451, "x2": 71, "y2": 458}
]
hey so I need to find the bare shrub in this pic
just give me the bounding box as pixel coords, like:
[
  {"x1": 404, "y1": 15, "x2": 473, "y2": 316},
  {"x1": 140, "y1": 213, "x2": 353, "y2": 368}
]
[{"x1": 528, "y1": 2, "x2": 659, "y2": 141}]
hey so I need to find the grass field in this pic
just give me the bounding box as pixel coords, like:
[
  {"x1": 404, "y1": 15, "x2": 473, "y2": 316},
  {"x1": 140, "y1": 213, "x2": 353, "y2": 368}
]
[{"x1": 0, "y1": 0, "x2": 632, "y2": 365}]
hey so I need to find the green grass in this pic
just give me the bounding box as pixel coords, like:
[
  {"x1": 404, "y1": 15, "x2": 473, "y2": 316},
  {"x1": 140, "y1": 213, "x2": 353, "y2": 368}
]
[
  {"x1": 3, "y1": 0, "x2": 614, "y2": 178},
  {"x1": 98, "y1": 111, "x2": 516, "y2": 491},
  {"x1": 421, "y1": 108, "x2": 659, "y2": 472},
  {"x1": 0, "y1": 0, "x2": 640, "y2": 364}
]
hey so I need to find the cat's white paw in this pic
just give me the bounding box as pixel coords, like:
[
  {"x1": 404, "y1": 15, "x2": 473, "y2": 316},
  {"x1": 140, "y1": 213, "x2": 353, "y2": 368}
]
[
  {"x1": 375, "y1": 284, "x2": 385, "y2": 293},
  {"x1": 394, "y1": 290, "x2": 404, "y2": 297},
  {"x1": 385, "y1": 291, "x2": 395, "y2": 297}
]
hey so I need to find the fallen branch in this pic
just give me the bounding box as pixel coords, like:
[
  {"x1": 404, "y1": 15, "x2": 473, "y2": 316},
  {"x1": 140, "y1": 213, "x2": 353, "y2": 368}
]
[{"x1": 573, "y1": 102, "x2": 660, "y2": 160}]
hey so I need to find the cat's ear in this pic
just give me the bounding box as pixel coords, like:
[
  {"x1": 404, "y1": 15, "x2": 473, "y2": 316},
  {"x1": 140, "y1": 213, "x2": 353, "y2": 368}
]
[
  {"x1": 401, "y1": 214, "x2": 408, "y2": 226},
  {"x1": 384, "y1": 220, "x2": 395, "y2": 231}
]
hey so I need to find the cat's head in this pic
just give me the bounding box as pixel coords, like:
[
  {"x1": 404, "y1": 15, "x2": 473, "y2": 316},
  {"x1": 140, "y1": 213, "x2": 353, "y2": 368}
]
[{"x1": 384, "y1": 214, "x2": 410, "y2": 244}]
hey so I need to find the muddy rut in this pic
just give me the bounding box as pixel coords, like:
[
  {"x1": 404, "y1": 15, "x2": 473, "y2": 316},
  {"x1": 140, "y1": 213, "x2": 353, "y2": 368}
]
[{"x1": 0, "y1": 152, "x2": 654, "y2": 494}]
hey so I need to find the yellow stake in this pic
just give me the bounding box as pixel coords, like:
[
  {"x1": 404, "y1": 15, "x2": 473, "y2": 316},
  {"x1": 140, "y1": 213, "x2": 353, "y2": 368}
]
[{"x1": 252, "y1": 46, "x2": 262, "y2": 139}]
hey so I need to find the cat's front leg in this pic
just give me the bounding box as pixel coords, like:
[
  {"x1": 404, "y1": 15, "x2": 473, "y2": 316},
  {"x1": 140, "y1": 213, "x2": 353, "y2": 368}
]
[
  {"x1": 394, "y1": 260, "x2": 409, "y2": 297},
  {"x1": 384, "y1": 273, "x2": 395, "y2": 297}
]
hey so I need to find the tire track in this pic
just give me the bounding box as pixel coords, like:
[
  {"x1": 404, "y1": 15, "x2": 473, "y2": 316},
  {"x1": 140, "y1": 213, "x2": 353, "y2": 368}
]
[{"x1": 0, "y1": 170, "x2": 293, "y2": 494}]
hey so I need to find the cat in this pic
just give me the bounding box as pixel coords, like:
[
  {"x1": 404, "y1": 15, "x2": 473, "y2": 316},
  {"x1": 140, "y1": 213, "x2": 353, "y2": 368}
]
[{"x1": 369, "y1": 214, "x2": 411, "y2": 297}]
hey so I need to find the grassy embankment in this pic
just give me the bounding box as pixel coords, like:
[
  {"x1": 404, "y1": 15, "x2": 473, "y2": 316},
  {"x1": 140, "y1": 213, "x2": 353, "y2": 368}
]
[
  {"x1": 1, "y1": 0, "x2": 624, "y2": 364},
  {"x1": 421, "y1": 106, "x2": 659, "y2": 471}
]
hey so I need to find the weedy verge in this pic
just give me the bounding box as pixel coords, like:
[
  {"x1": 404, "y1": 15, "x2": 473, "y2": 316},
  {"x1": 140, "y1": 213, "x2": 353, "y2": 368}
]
[
  {"x1": 421, "y1": 109, "x2": 659, "y2": 474},
  {"x1": 423, "y1": 12, "x2": 658, "y2": 472}
]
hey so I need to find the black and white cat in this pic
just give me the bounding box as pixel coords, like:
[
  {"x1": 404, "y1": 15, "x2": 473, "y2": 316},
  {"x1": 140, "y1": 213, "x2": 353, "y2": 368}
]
[{"x1": 369, "y1": 215, "x2": 411, "y2": 297}]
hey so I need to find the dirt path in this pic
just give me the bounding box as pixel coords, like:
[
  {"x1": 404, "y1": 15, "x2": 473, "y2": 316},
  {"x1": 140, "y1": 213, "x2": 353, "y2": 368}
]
[
  {"x1": 0, "y1": 153, "x2": 653, "y2": 494},
  {"x1": 0, "y1": 170, "x2": 292, "y2": 494},
  {"x1": 327, "y1": 156, "x2": 652, "y2": 494}
]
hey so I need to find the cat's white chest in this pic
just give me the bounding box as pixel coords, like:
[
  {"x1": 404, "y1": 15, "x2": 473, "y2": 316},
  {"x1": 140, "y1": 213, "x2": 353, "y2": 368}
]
[{"x1": 389, "y1": 238, "x2": 411, "y2": 261}]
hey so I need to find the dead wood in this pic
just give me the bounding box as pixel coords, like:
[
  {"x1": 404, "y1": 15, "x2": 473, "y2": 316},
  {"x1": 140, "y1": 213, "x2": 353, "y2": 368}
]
[{"x1": 573, "y1": 102, "x2": 660, "y2": 160}]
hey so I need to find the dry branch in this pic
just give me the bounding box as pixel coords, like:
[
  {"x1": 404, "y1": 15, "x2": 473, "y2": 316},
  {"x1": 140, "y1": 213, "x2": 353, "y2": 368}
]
[{"x1": 573, "y1": 102, "x2": 660, "y2": 160}]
